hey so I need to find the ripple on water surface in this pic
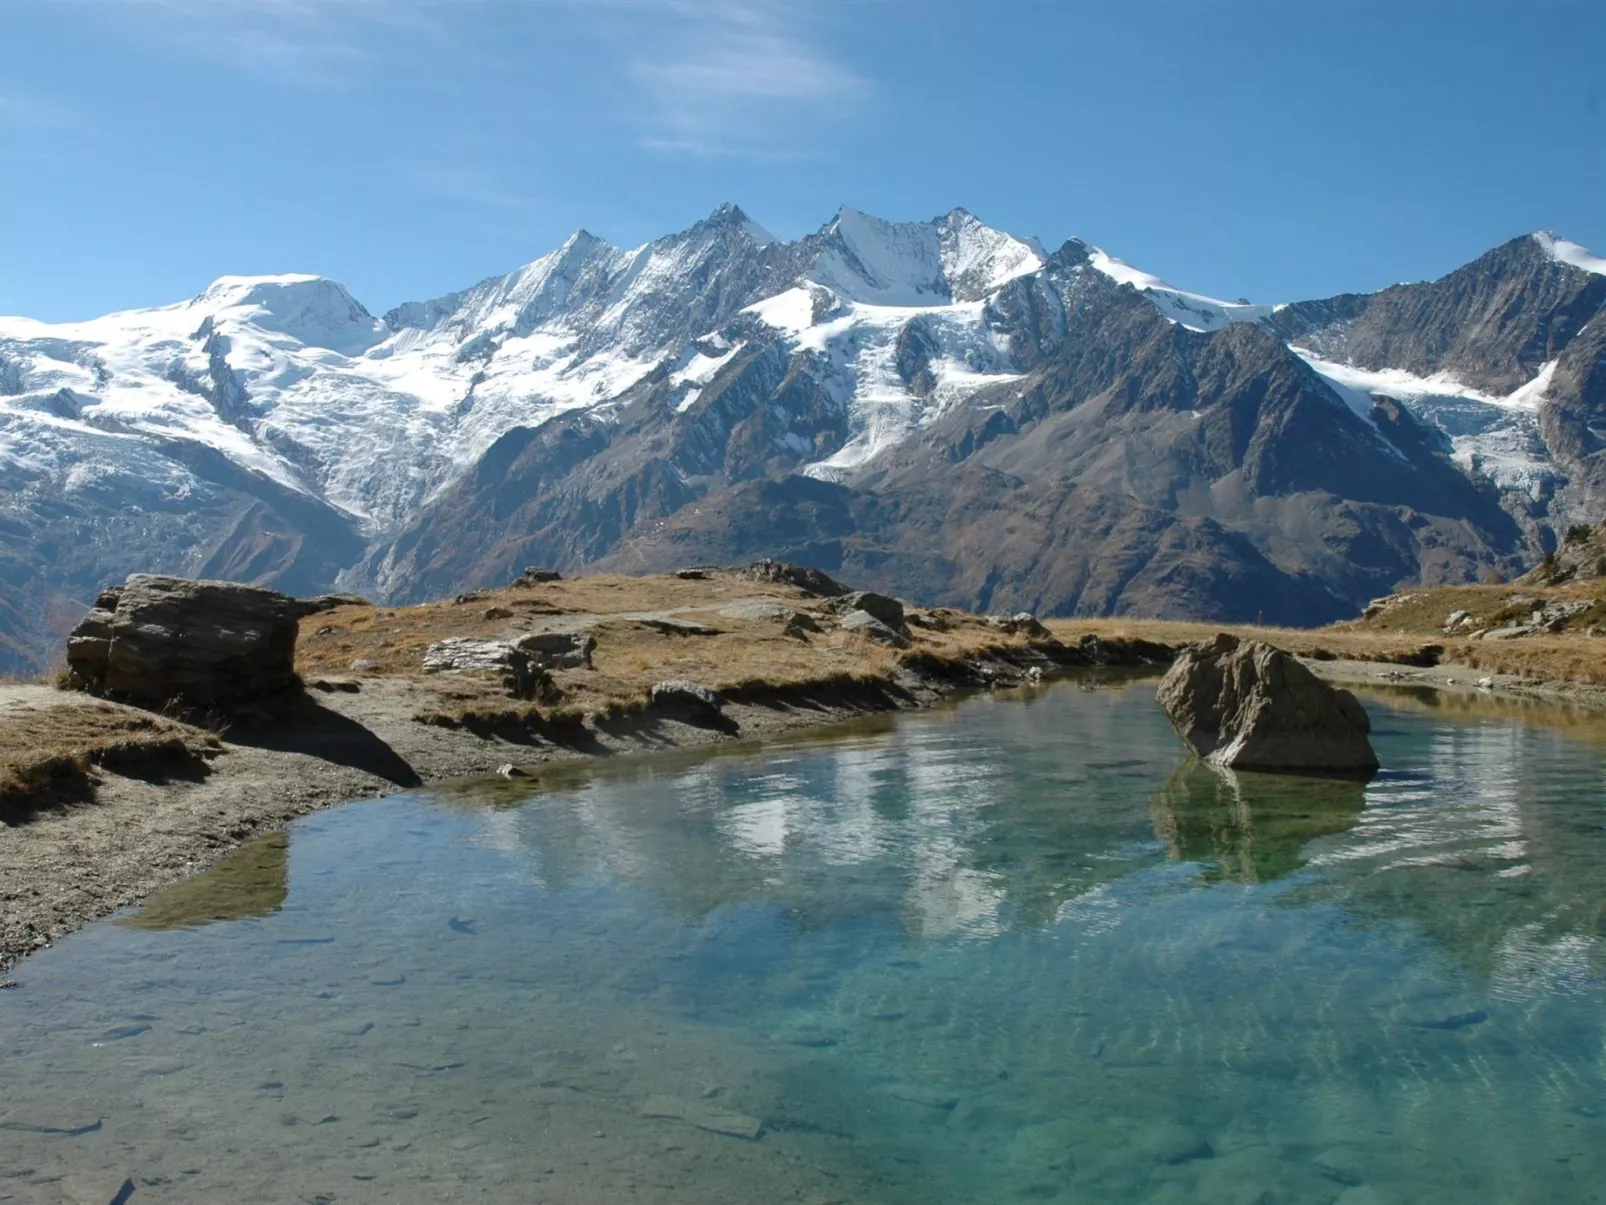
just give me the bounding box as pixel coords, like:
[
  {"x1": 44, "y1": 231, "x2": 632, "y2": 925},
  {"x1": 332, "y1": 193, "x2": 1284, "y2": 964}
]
[{"x1": 2, "y1": 680, "x2": 1605, "y2": 1203}]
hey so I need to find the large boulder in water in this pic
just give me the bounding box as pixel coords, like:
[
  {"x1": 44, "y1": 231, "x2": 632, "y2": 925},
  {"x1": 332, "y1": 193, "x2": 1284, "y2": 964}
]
[
  {"x1": 67, "y1": 574, "x2": 312, "y2": 707},
  {"x1": 1156, "y1": 633, "x2": 1378, "y2": 776}
]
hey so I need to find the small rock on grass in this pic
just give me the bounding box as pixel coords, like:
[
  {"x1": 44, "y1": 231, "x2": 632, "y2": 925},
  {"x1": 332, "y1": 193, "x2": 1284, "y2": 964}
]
[
  {"x1": 650, "y1": 680, "x2": 724, "y2": 712},
  {"x1": 839, "y1": 609, "x2": 910, "y2": 648}
]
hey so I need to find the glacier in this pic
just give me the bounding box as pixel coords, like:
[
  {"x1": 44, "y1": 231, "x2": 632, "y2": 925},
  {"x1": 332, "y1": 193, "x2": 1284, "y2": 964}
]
[{"x1": 2, "y1": 203, "x2": 1601, "y2": 598}]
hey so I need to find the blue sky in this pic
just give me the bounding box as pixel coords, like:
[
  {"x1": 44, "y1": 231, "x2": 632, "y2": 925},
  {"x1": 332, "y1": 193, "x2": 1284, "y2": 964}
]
[{"x1": 2, "y1": 0, "x2": 1603, "y2": 321}]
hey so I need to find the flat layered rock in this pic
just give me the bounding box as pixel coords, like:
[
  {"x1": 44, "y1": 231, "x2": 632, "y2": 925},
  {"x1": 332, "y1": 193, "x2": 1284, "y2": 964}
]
[
  {"x1": 830, "y1": 591, "x2": 906, "y2": 632},
  {"x1": 512, "y1": 631, "x2": 595, "y2": 669},
  {"x1": 739, "y1": 559, "x2": 846, "y2": 597},
  {"x1": 422, "y1": 638, "x2": 547, "y2": 700},
  {"x1": 839, "y1": 609, "x2": 910, "y2": 648},
  {"x1": 1157, "y1": 633, "x2": 1377, "y2": 775},
  {"x1": 650, "y1": 680, "x2": 724, "y2": 714},
  {"x1": 66, "y1": 574, "x2": 311, "y2": 707}
]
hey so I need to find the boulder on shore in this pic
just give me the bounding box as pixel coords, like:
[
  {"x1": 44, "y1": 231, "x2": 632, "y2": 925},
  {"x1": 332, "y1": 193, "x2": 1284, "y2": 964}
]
[
  {"x1": 1156, "y1": 633, "x2": 1378, "y2": 776},
  {"x1": 739, "y1": 559, "x2": 847, "y2": 598},
  {"x1": 422, "y1": 637, "x2": 550, "y2": 700},
  {"x1": 838, "y1": 609, "x2": 910, "y2": 648},
  {"x1": 829, "y1": 590, "x2": 906, "y2": 632},
  {"x1": 649, "y1": 680, "x2": 727, "y2": 723},
  {"x1": 66, "y1": 574, "x2": 312, "y2": 707},
  {"x1": 512, "y1": 631, "x2": 596, "y2": 670}
]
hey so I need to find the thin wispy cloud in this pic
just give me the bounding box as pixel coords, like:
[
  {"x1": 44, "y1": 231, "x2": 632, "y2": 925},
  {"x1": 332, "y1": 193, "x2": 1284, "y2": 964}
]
[
  {"x1": 400, "y1": 163, "x2": 545, "y2": 215},
  {"x1": 65, "y1": 0, "x2": 436, "y2": 86},
  {"x1": 63, "y1": 0, "x2": 871, "y2": 154},
  {"x1": 618, "y1": 0, "x2": 869, "y2": 154},
  {"x1": 0, "y1": 93, "x2": 80, "y2": 132}
]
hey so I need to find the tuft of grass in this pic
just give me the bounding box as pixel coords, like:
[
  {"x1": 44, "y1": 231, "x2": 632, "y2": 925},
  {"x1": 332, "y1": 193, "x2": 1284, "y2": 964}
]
[{"x1": 0, "y1": 703, "x2": 217, "y2": 823}]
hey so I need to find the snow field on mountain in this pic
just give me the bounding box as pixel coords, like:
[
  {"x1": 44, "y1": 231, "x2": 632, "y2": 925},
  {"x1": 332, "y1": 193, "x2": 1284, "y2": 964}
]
[
  {"x1": 4, "y1": 205, "x2": 1603, "y2": 546},
  {"x1": 1294, "y1": 350, "x2": 1561, "y2": 496},
  {"x1": 1535, "y1": 232, "x2": 1606, "y2": 277},
  {"x1": 1086, "y1": 249, "x2": 1278, "y2": 332},
  {"x1": 772, "y1": 299, "x2": 1021, "y2": 478}
]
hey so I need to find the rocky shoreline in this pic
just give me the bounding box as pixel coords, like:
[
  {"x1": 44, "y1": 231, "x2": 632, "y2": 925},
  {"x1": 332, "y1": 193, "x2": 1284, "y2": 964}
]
[
  {"x1": 0, "y1": 623, "x2": 1166, "y2": 977},
  {"x1": 10, "y1": 563, "x2": 1606, "y2": 980}
]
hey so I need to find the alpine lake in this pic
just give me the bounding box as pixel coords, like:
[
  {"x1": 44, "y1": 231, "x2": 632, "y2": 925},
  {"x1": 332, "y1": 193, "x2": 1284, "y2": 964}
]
[{"x1": 3, "y1": 676, "x2": 1604, "y2": 1204}]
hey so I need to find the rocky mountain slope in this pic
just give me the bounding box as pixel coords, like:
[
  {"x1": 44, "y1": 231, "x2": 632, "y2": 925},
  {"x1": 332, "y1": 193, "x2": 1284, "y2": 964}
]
[{"x1": 3, "y1": 205, "x2": 1603, "y2": 671}]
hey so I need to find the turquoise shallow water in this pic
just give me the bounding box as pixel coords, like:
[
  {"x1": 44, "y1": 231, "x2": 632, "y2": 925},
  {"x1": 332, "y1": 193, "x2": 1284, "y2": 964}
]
[{"x1": 3, "y1": 679, "x2": 1606, "y2": 1204}]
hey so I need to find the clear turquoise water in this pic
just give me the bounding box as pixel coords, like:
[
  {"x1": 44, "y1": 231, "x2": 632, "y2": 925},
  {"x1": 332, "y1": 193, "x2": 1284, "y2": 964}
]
[{"x1": 3, "y1": 679, "x2": 1606, "y2": 1204}]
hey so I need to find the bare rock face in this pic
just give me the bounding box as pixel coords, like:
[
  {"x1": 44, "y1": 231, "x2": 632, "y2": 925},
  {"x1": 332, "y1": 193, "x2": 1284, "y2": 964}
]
[
  {"x1": 1156, "y1": 633, "x2": 1378, "y2": 775},
  {"x1": 66, "y1": 574, "x2": 311, "y2": 707},
  {"x1": 838, "y1": 609, "x2": 911, "y2": 648},
  {"x1": 648, "y1": 680, "x2": 728, "y2": 726},
  {"x1": 511, "y1": 567, "x2": 563, "y2": 587},
  {"x1": 830, "y1": 591, "x2": 906, "y2": 632},
  {"x1": 512, "y1": 631, "x2": 596, "y2": 669},
  {"x1": 739, "y1": 559, "x2": 847, "y2": 598},
  {"x1": 422, "y1": 637, "x2": 549, "y2": 700}
]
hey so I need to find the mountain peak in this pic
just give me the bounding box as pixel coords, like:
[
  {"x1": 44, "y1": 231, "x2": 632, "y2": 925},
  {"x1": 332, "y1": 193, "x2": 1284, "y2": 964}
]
[
  {"x1": 190, "y1": 273, "x2": 385, "y2": 354},
  {"x1": 1533, "y1": 231, "x2": 1606, "y2": 277},
  {"x1": 807, "y1": 205, "x2": 1046, "y2": 305},
  {"x1": 693, "y1": 202, "x2": 775, "y2": 246},
  {"x1": 558, "y1": 228, "x2": 610, "y2": 254}
]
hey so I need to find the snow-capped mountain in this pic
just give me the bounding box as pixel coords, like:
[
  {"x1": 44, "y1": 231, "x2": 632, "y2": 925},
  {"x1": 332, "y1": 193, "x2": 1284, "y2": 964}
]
[{"x1": 3, "y1": 205, "x2": 1604, "y2": 671}]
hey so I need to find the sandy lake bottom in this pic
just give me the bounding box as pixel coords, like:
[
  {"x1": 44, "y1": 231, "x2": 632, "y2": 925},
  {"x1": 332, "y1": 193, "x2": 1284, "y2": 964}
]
[{"x1": 3, "y1": 679, "x2": 1605, "y2": 1204}]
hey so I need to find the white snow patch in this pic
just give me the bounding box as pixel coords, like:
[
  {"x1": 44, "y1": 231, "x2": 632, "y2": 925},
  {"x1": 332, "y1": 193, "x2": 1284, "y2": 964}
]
[
  {"x1": 672, "y1": 343, "x2": 741, "y2": 388},
  {"x1": 793, "y1": 299, "x2": 1020, "y2": 478},
  {"x1": 935, "y1": 209, "x2": 1046, "y2": 298},
  {"x1": 809, "y1": 208, "x2": 949, "y2": 306},
  {"x1": 1292, "y1": 352, "x2": 1553, "y2": 411},
  {"x1": 1534, "y1": 231, "x2": 1606, "y2": 277},
  {"x1": 1294, "y1": 350, "x2": 1562, "y2": 497},
  {"x1": 744, "y1": 287, "x2": 819, "y2": 336},
  {"x1": 1087, "y1": 249, "x2": 1276, "y2": 332}
]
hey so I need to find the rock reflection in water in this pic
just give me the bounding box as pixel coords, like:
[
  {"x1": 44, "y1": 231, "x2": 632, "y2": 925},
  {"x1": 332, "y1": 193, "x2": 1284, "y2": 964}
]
[
  {"x1": 6, "y1": 683, "x2": 1606, "y2": 1204},
  {"x1": 119, "y1": 832, "x2": 289, "y2": 930},
  {"x1": 1150, "y1": 760, "x2": 1365, "y2": 883}
]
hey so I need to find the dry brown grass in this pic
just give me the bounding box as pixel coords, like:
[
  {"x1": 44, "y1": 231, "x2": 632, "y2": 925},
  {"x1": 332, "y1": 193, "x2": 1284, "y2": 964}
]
[
  {"x1": 1046, "y1": 618, "x2": 1443, "y2": 663},
  {"x1": 1325, "y1": 577, "x2": 1606, "y2": 683},
  {"x1": 285, "y1": 567, "x2": 1606, "y2": 716},
  {"x1": 294, "y1": 573, "x2": 825, "y2": 680},
  {"x1": 296, "y1": 575, "x2": 1085, "y2": 724},
  {"x1": 1050, "y1": 606, "x2": 1606, "y2": 686},
  {"x1": 0, "y1": 702, "x2": 217, "y2": 821}
]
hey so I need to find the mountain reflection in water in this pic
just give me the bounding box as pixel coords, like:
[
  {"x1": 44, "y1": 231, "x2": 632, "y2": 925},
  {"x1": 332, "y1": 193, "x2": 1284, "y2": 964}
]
[{"x1": 2, "y1": 680, "x2": 1604, "y2": 1204}]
